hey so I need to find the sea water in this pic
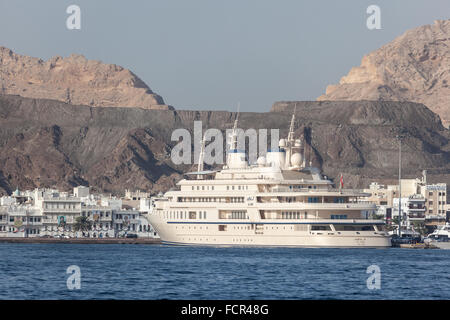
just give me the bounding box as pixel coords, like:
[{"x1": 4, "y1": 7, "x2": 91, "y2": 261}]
[{"x1": 0, "y1": 244, "x2": 448, "y2": 299}]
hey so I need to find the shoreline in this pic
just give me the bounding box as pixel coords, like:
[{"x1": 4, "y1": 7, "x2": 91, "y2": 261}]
[{"x1": 0, "y1": 237, "x2": 161, "y2": 245}]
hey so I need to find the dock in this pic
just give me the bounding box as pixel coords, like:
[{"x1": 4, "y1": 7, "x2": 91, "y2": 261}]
[
  {"x1": 398, "y1": 243, "x2": 437, "y2": 249},
  {"x1": 0, "y1": 237, "x2": 161, "y2": 245}
]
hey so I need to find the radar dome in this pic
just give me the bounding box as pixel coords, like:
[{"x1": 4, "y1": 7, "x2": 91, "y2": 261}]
[
  {"x1": 291, "y1": 153, "x2": 302, "y2": 167},
  {"x1": 257, "y1": 156, "x2": 266, "y2": 166},
  {"x1": 278, "y1": 139, "x2": 286, "y2": 147}
]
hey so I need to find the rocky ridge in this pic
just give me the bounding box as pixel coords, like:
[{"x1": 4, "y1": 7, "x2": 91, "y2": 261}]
[
  {"x1": 0, "y1": 95, "x2": 448, "y2": 196},
  {"x1": 317, "y1": 20, "x2": 450, "y2": 128},
  {"x1": 0, "y1": 46, "x2": 172, "y2": 110}
]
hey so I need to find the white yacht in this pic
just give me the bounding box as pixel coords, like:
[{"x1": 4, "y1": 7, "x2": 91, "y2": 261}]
[
  {"x1": 147, "y1": 112, "x2": 391, "y2": 247},
  {"x1": 425, "y1": 223, "x2": 450, "y2": 249}
]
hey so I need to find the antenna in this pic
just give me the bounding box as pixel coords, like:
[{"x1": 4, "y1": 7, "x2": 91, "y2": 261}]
[
  {"x1": 287, "y1": 103, "x2": 297, "y2": 142},
  {"x1": 230, "y1": 102, "x2": 240, "y2": 151},
  {"x1": 197, "y1": 133, "x2": 206, "y2": 179},
  {"x1": 234, "y1": 102, "x2": 240, "y2": 129}
]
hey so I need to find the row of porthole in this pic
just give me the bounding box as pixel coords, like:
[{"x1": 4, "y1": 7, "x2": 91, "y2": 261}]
[
  {"x1": 191, "y1": 185, "x2": 215, "y2": 190},
  {"x1": 175, "y1": 226, "x2": 210, "y2": 230},
  {"x1": 182, "y1": 238, "x2": 217, "y2": 242}
]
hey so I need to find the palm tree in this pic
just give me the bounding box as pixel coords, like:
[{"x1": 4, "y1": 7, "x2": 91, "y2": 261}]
[{"x1": 73, "y1": 216, "x2": 92, "y2": 232}]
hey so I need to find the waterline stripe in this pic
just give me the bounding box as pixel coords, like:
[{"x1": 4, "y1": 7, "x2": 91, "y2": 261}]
[{"x1": 166, "y1": 221, "x2": 385, "y2": 225}]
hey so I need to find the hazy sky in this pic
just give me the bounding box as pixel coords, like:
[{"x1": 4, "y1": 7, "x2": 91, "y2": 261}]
[{"x1": 0, "y1": 0, "x2": 449, "y2": 112}]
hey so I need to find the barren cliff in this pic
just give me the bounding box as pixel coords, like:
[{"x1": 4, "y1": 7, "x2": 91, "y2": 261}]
[
  {"x1": 0, "y1": 46, "x2": 172, "y2": 110},
  {"x1": 317, "y1": 20, "x2": 450, "y2": 128}
]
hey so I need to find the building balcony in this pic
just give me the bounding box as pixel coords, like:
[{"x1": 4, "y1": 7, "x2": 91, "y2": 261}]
[
  {"x1": 43, "y1": 208, "x2": 81, "y2": 213},
  {"x1": 407, "y1": 207, "x2": 426, "y2": 211},
  {"x1": 113, "y1": 219, "x2": 140, "y2": 224}
]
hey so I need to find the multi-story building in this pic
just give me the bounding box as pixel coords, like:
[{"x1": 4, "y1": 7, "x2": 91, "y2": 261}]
[
  {"x1": 124, "y1": 189, "x2": 150, "y2": 201},
  {"x1": 80, "y1": 205, "x2": 114, "y2": 238},
  {"x1": 123, "y1": 189, "x2": 151, "y2": 209},
  {"x1": 113, "y1": 209, "x2": 141, "y2": 236},
  {"x1": 365, "y1": 171, "x2": 447, "y2": 225},
  {"x1": 0, "y1": 204, "x2": 42, "y2": 237},
  {"x1": 365, "y1": 182, "x2": 400, "y2": 207},
  {"x1": 421, "y1": 184, "x2": 447, "y2": 218},
  {"x1": 392, "y1": 195, "x2": 426, "y2": 221},
  {"x1": 34, "y1": 190, "x2": 82, "y2": 236},
  {"x1": 0, "y1": 187, "x2": 158, "y2": 238}
]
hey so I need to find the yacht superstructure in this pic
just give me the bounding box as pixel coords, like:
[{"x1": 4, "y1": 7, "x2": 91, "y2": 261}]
[{"x1": 147, "y1": 111, "x2": 391, "y2": 247}]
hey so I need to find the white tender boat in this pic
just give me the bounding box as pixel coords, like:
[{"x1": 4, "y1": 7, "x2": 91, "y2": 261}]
[{"x1": 425, "y1": 223, "x2": 450, "y2": 249}]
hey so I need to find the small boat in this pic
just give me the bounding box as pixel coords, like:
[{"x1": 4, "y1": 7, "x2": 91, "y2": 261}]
[
  {"x1": 389, "y1": 226, "x2": 422, "y2": 246},
  {"x1": 424, "y1": 223, "x2": 450, "y2": 249}
]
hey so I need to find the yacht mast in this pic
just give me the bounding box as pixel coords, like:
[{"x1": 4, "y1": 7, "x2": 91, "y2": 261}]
[
  {"x1": 287, "y1": 103, "x2": 296, "y2": 142},
  {"x1": 197, "y1": 134, "x2": 206, "y2": 179},
  {"x1": 231, "y1": 104, "x2": 239, "y2": 151},
  {"x1": 285, "y1": 103, "x2": 296, "y2": 168}
]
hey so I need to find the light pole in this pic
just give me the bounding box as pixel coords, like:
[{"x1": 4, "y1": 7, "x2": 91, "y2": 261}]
[{"x1": 397, "y1": 135, "x2": 403, "y2": 238}]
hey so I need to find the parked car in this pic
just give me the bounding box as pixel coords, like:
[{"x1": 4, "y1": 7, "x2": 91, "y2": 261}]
[{"x1": 126, "y1": 233, "x2": 138, "y2": 238}]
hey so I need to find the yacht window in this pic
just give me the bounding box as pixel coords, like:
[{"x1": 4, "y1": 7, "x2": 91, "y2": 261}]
[
  {"x1": 331, "y1": 214, "x2": 347, "y2": 219},
  {"x1": 333, "y1": 225, "x2": 375, "y2": 231},
  {"x1": 311, "y1": 225, "x2": 332, "y2": 231}
]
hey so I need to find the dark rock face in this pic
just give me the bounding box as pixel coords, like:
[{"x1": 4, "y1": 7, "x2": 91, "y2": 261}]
[{"x1": 0, "y1": 95, "x2": 449, "y2": 195}]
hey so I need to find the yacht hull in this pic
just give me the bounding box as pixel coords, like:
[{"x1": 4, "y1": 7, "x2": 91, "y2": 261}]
[
  {"x1": 149, "y1": 216, "x2": 391, "y2": 248},
  {"x1": 432, "y1": 242, "x2": 450, "y2": 249}
]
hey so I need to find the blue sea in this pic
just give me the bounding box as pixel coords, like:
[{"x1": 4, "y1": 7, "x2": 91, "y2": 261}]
[{"x1": 0, "y1": 244, "x2": 449, "y2": 300}]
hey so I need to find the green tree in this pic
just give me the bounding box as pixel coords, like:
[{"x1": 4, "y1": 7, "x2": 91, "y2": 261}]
[
  {"x1": 411, "y1": 221, "x2": 427, "y2": 236},
  {"x1": 73, "y1": 216, "x2": 92, "y2": 232}
]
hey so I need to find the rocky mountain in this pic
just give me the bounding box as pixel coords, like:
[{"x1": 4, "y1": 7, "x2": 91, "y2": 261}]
[
  {"x1": 0, "y1": 46, "x2": 172, "y2": 110},
  {"x1": 317, "y1": 20, "x2": 450, "y2": 128},
  {"x1": 0, "y1": 95, "x2": 449, "y2": 196}
]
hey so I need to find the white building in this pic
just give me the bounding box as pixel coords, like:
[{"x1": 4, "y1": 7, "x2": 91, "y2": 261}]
[
  {"x1": 393, "y1": 195, "x2": 426, "y2": 222},
  {"x1": 73, "y1": 186, "x2": 90, "y2": 198},
  {"x1": 0, "y1": 186, "x2": 159, "y2": 239}
]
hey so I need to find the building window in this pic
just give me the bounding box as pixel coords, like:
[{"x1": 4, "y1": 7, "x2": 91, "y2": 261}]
[{"x1": 331, "y1": 214, "x2": 347, "y2": 219}]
